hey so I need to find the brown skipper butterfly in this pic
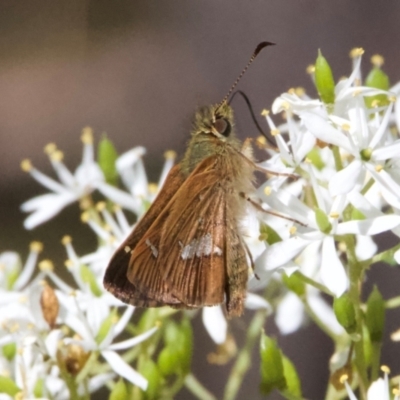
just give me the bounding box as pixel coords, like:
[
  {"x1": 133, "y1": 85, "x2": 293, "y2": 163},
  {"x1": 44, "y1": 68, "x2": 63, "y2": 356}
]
[{"x1": 104, "y1": 42, "x2": 277, "y2": 317}]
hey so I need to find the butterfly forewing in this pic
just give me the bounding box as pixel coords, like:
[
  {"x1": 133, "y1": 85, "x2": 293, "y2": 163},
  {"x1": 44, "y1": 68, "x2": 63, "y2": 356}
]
[
  {"x1": 128, "y1": 155, "x2": 229, "y2": 308},
  {"x1": 103, "y1": 164, "x2": 185, "y2": 305}
]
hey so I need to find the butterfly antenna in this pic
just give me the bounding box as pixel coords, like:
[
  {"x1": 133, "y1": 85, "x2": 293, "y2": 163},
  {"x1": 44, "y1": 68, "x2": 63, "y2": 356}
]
[{"x1": 216, "y1": 41, "x2": 275, "y2": 111}]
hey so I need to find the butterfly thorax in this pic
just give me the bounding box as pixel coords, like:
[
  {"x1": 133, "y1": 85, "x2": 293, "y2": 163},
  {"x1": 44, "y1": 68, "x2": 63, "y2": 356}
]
[{"x1": 181, "y1": 103, "x2": 244, "y2": 177}]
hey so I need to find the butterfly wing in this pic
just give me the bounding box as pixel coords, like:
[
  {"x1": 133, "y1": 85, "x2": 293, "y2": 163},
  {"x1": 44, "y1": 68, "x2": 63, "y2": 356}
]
[
  {"x1": 103, "y1": 164, "x2": 186, "y2": 306},
  {"x1": 128, "y1": 154, "x2": 248, "y2": 313}
]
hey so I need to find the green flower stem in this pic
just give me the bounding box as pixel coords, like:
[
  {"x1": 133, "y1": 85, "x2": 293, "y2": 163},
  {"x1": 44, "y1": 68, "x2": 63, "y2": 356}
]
[
  {"x1": 295, "y1": 271, "x2": 334, "y2": 296},
  {"x1": 223, "y1": 310, "x2": 267, "y2": 400},
  {"x1": 360, "y1": 178, "x2": 375, "y2": 196},
  {"x1": 344, "y1": 234, "x2": 368, "y2": 399},
  {"x1": 331, "y1": 146, "x2": 343, "y2": 172},
  {"x1": 300, "y1": 297, "x2": 342, "y2": 343},
  {"x1": 184, "y1": 373, "x2": 217, "y2": 400},
  {"x1": 76, "y1": 351, "x2": 99, "y2": 384}
]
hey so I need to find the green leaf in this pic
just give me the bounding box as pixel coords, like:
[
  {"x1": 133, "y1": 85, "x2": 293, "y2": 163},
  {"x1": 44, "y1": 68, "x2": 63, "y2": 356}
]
[
  {"x1": 98, "y1": 135, "x2": 119, "y2": 186},
  {"x1": 366, "y1": 286, "x2": 385, "y2": 343},
  {"x1": 333, "y1": 293, "x2": 357, "y2": 334},
  {"x1": 0, "y1": 376, "x2": 20, "y2": 396},
  {"x1": 315, "y1": 50, "x2": 335, "y2": 105},
  {"x1": 109, "y1": 378, "x2": 128, "y2": 400},
  {"x1": 260, "y1": 223, "x2": 282, "y2": 245},
  {"x1": 80, "y1": 264, "x2": 103, "y2": 297},
  {"x1": 260, "y1": 333, "x2": 286, "y2": 395},
  {"x1": 315, "y1": 208, "x2": 332, "y2": 234},
  {"x1": 282, "y1": 356, "x2": 302, "y2": 397}
]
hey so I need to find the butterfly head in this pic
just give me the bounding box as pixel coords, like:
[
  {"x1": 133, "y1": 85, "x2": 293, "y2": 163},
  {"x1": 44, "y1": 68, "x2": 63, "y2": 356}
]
[{"x1": 193, "y1": 102, "x2": 235, "y2": 141}]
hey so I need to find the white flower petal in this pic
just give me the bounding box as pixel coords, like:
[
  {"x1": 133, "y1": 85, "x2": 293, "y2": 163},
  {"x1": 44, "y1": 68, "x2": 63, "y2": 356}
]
[
  {"x1": 102, "y1": 350, "x2": 148, "y2": 390},
  {"x1": 275, "y1": 292, "x2": 304, "y2": 334},
  {"x1": 355, "y1": 235, "x2": 377, "y2": 261},
  {"x1": 320, "y1": 237, "x2": 348, "y2": 297},
  {"x1": 245, "y1": 293, "x2": 271, "y2": 311},
  {"x1": 337, "y1": 215, "x2": 400, "y2": 235},
  {"x1": 108, "y1": 326, "x2": 158, "y2": 351},
  {"x1": 301, "y1": 112, "x2": 353, "y2": 153},
  {"x1": 329, "y1": 160, "x2": 363, "y2": 196},
  {"x1": 202, "y1": 306, "x2": 227, "y2": 344},
  {"x1": 308, "y1": 294, "x2": 344, "y2": 335},
  {"x1": 367, "y1": 377, "x2": 389, "y2": 400}
]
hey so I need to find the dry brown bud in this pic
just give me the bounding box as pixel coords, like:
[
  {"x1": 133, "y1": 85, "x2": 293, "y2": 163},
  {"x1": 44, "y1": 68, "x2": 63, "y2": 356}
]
[{"x1": 40, "y1": 281, "x2": 59, "y2": 329}]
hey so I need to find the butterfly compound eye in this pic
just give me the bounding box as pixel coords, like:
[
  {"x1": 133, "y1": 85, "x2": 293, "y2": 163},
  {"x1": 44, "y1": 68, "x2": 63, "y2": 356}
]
[{"x1": 214, "y1": 117, "x2": 231, "y2": 137}]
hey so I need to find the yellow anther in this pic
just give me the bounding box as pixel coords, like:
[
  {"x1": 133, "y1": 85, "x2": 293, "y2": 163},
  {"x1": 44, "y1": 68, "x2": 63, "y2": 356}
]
[
  {"x1": 304, "y1": 157, "x2": 312, "y2": 164},
  {"x1": 352, "y1": 89, "x2": 361, "y2": 97},
  {"x1": 44, "y1": 143, "x2": 57, "y2": 155},
  {"x1": 81, "y1": 127, "x2": 93, "y2": 144},
  {"x1": 281, "y1": 101, "x2": 290, "y2": 110},
  {"x1": 61, "y1": 235, "x2": 72, "y2": 245},
  {"x1": 261, "y1": 109, "x2": 270, "y2": 116},
  {"x1": 264, "y1": 186, "x2": 272, "y2": 196},
  {"x1": 147, "y1": 183, "x2": 158, "y2": 196},
  {"x1": 30, "y1": 241, "x2": 43, "y2": 252},
  {"x1": 338, "y1": 242, "x2": 347, "y2": 252},
  {"x1": 256, "y1": 135, "x2": 267, "y2": 145},
  {"x1": 389, "y1": 95, "x2": 396, "y2": 103},
  {"x1": 339, "y1": 374, "x2": 349, "y2": 384},
  {"x1": 270, "y1": 129, "x2": 280, "y2": 136},
  {"x1": 39, "y1": 260, "x2": 54, "y2": 272},
  {"x1": 371, "y1": 54, "x2": 384, "y2": 67},
  {"x1": 50, "y1": 150, "x2": 64, "y2": 162},
  {"x1": 164, "y1": 150, "x2": 177, "y2": 160},
  {"x1": 341, "y1": 123, "x2": 351, "y2": 132},
  {"x1": 288, "y1": 88, "x2": 295, "y2": 95},
  {"x1": 80, "y1": 212, "x2": 90, "y2": 223},
  {"x1": 20, "y1": 159, "x2": 33, "y2": 172},
  {"x1": 306, "y1": 64, "x2": 315, "y2": 74},
  {"x1": 349, "y1": 47, "x2": 364, "y2": 58},
  {"x1": 96, "y1": 201, "x2": 106, "y2": 212},
  {"x1": 375, "y1": 164, "x2": 383, "y2": 172},
  {"x1": 289, "y1": 226, "x2": 297, "y2": 235},
  {"x1": 381, "y1": 365, "x2": 390, "y2": 374},
  {"x1": 79, "y1": 196, "x2": 92, "y2": 211},
  {"x1": 371, "y1": 99, "x2": 380, "y2": 108},
  {"x1": 295, "y1": 87, "x2": 306, "y2": 96},
  {"x1": 329, "y1": 212, "x2": 340, "y2": 219},
  {"x1": 65, "y1": 259, "x2": 74, "y2": 269},
  {"x1": 112, "y1": 204, "x2": 121, "y2": 212}
]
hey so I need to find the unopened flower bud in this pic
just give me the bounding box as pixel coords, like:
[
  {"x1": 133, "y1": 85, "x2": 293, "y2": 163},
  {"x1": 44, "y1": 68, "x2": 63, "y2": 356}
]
[
  {"x1": 333, "y1": 293, "x2": 357, "y2": 334},
  {"x1": 315, "y1": 50, "x2": 335, "y2": 105},
  {"x1": 366, "y1": 286, "x2": 385, "y2": 343}
]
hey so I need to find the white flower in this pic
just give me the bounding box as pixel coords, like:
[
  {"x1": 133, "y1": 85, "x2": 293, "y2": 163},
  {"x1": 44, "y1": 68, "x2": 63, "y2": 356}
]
[
  {"x1": 63, "y1": 295, "x2": 157, "y2": 390},
  {"x1": 20, "y1": 128, "x2": 104, "y2": 229},
  {"x1": 342, "y1": 366, "x2": 396, "y2": 400}
]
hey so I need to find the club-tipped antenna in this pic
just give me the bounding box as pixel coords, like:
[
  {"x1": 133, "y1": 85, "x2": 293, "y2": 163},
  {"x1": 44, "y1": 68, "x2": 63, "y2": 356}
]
[{"x1": 216, "y1": 41, "x2": 275, "y2": 111}]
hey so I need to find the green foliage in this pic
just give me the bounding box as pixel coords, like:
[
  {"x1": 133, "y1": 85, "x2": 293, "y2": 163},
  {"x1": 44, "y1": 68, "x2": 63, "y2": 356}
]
[
  {"x1": 0, "y1": 376, "x2": 20, "y2": 396},
  {"x1": 260, "y1": 223, "x2": 282, "y2": 245},
  {"x1": 109, "y1": 379, "x2": 128, "y2": 400},
  {"x1": 364, "y1": 65, "x2": 390, "y2": 108},
  {"x1": 283, "y1": 272, "x2": 305, "y2": 297}
]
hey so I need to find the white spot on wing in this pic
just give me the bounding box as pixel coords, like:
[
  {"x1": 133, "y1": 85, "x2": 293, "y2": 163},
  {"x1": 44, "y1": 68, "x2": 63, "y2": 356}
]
[
  {"x1": 145, "y1": 239, "x2": 158, "y2": 258},
  {"x1": 180, "y1": 233, "x2": 222, "y2": 260}
]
